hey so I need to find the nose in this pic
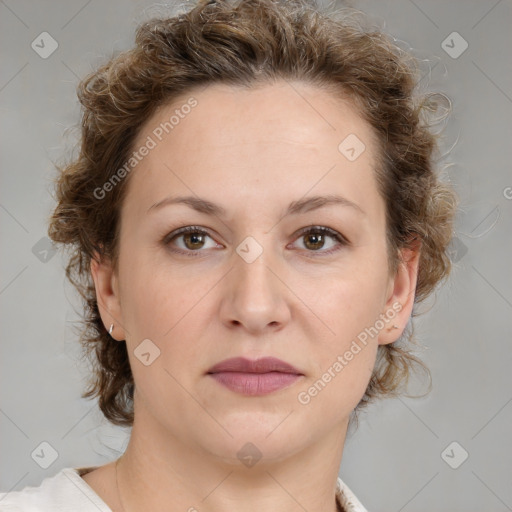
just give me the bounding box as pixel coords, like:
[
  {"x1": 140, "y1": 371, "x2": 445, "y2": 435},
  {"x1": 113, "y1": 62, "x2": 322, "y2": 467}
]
[{"x1": 219, "y1": 245, "x2": 291, "y2": 334}]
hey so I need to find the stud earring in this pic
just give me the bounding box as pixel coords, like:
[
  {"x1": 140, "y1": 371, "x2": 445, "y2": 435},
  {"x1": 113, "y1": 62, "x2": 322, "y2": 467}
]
[
  {"x1": 108, "y1": 323, "x2": 114, "y2": 336},
  {"x1": 387, "y1": 324, "x2": 399, "y2": 331}
]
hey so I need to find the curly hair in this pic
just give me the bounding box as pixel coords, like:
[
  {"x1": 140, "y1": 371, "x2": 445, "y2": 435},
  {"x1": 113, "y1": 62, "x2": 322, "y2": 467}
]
[{"x1": 48, "y1": 0, "x2": 457, "y2": 426}]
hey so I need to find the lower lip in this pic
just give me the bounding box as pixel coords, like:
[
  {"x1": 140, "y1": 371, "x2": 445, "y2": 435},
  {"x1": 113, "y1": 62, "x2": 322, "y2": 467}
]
[{"x1": 208, "y1": 371, "x2": 302, "y2": 396}]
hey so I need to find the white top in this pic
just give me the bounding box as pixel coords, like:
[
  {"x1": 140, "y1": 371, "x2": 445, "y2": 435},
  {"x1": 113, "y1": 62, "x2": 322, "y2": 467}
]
[{"x1": 0, "y1": 467, "x2": 368, "y2": 512}]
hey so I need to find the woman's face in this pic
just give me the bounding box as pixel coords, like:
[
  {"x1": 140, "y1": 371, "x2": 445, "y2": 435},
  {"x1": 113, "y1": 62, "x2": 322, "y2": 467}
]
[{"x1": 93, "y1": 80, "x2": 418, "y2": 464}]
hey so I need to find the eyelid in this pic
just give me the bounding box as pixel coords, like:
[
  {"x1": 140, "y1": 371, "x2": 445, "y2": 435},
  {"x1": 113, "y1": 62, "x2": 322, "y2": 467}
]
[
  {"x1": 288, "y1": 225, "x2": 349, "y2": 256},
  {"x1": 294, "y1": 225, "x2": 350, "y2": 245},
  {"x1": 162, "y1": 225, "x2": 221, "y2": 252}
]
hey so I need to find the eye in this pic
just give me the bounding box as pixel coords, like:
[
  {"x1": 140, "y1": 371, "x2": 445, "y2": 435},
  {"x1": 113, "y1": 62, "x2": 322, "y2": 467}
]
[
  {"x1": 290, "y1": 226, "x2": 348, "y2": 256},
  {"x1": 163, "y1": 226, "x2": 220, "y2": 256},
  {"x1": 163, "y1": 225, "x2": 349, "y2": 257}
]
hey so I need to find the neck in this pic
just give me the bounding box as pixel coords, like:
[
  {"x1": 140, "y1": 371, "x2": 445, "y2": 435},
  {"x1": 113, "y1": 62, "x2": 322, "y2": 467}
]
[{"x1": 115, "y1": 404, "x2": 348, "y2": 512}]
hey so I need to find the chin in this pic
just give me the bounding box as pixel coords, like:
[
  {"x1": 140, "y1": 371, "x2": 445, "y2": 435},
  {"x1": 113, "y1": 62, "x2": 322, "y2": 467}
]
[
  {"x1": 206, "y1": 436, "x2": 305, "y2": 470},
  {"x1": 197, "y1": 416, "x2": 307, "y2": 467}
]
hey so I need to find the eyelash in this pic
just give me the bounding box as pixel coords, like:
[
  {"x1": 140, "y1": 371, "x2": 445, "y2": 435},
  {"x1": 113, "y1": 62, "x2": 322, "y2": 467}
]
[{"x1": 162, "y1": 225, "x2": 349, "y2": 258}]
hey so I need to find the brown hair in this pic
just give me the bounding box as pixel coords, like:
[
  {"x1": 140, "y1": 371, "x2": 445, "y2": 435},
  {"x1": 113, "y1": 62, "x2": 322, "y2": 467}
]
[{"x1": 48, "y1": 0, "x2": 457, "y2": 426}]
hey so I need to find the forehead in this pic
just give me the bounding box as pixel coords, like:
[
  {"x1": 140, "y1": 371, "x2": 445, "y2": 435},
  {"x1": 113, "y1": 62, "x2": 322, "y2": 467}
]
[
  {"x1": 143, "y1": 80, "x2": 374, "y2": 149},
  {"x1": 123, "y1": 80, "x2": 382, "y2": 221}
]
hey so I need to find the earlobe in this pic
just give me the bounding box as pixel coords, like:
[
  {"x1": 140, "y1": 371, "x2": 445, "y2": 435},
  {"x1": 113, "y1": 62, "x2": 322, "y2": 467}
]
[
  {"x1": 90, "y1": 251, "x2": 125, "y2": 341},
  {"x1": 378, "y1": 239, "x2": 421, "y2": 345}
]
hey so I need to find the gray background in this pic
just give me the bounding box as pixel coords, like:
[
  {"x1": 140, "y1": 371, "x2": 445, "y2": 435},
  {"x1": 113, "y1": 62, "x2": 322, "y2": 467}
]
[{"x1": 1, "y1": 1, "x2": 511, "y2": 511}]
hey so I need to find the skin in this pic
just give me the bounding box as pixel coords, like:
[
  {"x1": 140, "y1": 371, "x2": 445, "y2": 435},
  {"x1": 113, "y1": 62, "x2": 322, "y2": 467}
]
[{"x1": 86, "y1": 80, "x2": 420, "y2": 512}]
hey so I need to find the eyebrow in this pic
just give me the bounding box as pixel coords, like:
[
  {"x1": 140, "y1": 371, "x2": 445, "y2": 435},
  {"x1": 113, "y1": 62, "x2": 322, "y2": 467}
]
[{"x1": 147, "y1": 194, "x2": 366, "y2": 217}]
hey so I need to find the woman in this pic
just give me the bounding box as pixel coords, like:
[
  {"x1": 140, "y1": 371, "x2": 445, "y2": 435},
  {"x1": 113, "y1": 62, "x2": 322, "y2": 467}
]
[{"x1": 0, "y1": 0, "x2": 456, "y2": 510}]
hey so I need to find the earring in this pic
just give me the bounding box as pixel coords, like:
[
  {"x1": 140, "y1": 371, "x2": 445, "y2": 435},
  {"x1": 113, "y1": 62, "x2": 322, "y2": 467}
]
[
  {"x1": 387, "y1": 324, "x2": 399, "y2": 331},
  {"x1": 108, "y1": 323, "x2": 114, "y2": 336}
]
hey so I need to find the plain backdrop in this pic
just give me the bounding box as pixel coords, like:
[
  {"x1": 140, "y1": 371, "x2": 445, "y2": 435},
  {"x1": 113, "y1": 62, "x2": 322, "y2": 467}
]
[{"x1": 1, "y1": 1, "x2": 511, "y2": 511}]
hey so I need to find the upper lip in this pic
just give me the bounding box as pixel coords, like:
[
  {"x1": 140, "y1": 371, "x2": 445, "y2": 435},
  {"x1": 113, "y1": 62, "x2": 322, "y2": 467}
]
[{"x1": 207, "y1": 357, "x2": 303, "y2": 375}]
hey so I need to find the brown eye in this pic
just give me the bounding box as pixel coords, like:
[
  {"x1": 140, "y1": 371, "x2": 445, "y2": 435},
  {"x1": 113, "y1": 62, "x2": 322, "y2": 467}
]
[
  {"x1": 163, "y1": 225, "x2": 348, "y2": 258},
  {"x1": 182, "y1": 231, "x2": 207, "y2": 250},
  {"x1": 164, "y1": 226, "x2": 219, "y2": 254},
  {"x1": 293, "y1": 226, "x2": 348, "y2": 255},
  {"x1": 303, "y1": 231, "x2": 326, "y2": 250}
]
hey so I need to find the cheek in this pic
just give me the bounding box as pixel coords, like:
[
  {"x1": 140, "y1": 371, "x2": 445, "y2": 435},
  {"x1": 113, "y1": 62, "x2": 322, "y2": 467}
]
[
  {"x1": 118, "y1": 256, "x2": 218, "y2": 380},
  {"x1": 315, "y1": 265, "x2": 389, "y2": 341},
  {"x1": 298, "y1": 288, "x2": 380, "y2": 415},
  {"x1": 296, "y1": 330, "x2": 378, "y2": 421},
  {"x1": 117, "y1": 245, "x2": 203, "y2": 335},
  {"x1": 301, "y1": 263, "x2": 388, "y2": 393},
  {"x1": 119, "y1": 265, "x2": 212, "y2": 405}
]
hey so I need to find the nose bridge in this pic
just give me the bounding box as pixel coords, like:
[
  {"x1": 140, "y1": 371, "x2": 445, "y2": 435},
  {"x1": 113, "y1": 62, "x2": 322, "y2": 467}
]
[
  {"x1": 234, "y1": 235, "x2": 279, "y2": 303},
  {"x1": 221, "y1": 233, "x2": 290, "y2": 331}
]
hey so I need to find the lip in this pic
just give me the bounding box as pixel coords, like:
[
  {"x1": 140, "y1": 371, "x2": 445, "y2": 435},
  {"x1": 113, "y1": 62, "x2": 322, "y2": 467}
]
[
  {"x1": 208, "y1": 356, "x2": 302, "y2": 375},
  {"x1": 207, "y1": 357, "x2": 304, "y2": 396}
]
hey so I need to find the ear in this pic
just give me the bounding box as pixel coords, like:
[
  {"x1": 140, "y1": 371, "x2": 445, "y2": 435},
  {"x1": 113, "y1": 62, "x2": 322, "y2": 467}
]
[
  {"x1": 378, "y1": 238, "x2": 421, "y2": 345},
  {"x1": 90, "y1": 250, "x2": 125, "y2": 341}
]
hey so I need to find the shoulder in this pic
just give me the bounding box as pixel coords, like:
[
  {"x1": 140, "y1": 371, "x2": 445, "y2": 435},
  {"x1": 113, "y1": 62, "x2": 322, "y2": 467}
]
[
  {"x1": 0, "y1": 467, "x2": 111, "y2": 512},
  {"x1": 336, "y1": 476, "x2": 369, "y2": 512},
  {"x1": 1, "y1": 468, "x2": 366, "y2": 512}
]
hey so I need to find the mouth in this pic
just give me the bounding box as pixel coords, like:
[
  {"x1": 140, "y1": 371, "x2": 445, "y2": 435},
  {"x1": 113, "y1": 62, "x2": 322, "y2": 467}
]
[{"x1": 207, "y1": 357, "x2": 304, "y2": 396}]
